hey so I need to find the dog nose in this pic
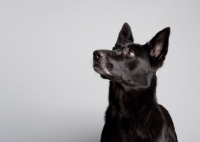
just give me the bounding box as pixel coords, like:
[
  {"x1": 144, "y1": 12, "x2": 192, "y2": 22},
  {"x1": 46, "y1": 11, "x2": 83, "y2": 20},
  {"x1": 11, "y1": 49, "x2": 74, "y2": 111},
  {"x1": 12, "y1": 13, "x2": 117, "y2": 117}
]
[{"x1": 93, "y1": 50, "x2": 104, "y2": 59}]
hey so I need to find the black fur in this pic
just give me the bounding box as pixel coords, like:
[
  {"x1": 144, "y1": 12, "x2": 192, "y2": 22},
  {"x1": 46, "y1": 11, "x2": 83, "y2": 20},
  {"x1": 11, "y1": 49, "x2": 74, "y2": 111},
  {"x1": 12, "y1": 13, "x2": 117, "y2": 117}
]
[{"x1": 93, "y1": 23, "x2": 177, "y2": 142}]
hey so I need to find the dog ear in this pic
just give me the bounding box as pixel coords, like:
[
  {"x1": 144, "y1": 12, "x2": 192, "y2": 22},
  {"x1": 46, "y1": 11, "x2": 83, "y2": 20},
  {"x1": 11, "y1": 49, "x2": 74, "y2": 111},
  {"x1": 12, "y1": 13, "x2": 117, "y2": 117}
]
[
  {"x1": 148, "y1": 27, "x2": 170, "y2": 68},
  {"x1": 115, "y1": 23, "x2": 134, "y2": 46}
]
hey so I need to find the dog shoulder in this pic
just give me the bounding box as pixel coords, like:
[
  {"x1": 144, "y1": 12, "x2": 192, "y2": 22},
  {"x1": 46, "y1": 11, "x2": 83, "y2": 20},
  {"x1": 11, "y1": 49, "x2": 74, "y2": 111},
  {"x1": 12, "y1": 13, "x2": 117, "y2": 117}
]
[{"x1": 158, "y1": 104, "x2": 178, "y2": 142}]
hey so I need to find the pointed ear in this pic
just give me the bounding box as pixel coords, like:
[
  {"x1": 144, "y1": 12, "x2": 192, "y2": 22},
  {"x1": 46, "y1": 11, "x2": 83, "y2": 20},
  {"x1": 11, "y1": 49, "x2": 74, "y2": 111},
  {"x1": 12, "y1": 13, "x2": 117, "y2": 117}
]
[
  {"x1": 148, "y1": 27, "x2": 170, "y2": 68},
  {"x1": 115, "y1": 23, "x2": 134, "y2": 46}
]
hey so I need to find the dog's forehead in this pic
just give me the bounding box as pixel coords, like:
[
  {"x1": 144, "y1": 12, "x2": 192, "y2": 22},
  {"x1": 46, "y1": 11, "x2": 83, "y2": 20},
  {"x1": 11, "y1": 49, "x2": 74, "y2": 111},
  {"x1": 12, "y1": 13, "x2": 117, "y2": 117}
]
[
  {"x1": 127, "y1": 43, "x2": 143, "y2": 49},
  {"x1": 113, "y1": 43, "x2": 142, "y2": 51}
]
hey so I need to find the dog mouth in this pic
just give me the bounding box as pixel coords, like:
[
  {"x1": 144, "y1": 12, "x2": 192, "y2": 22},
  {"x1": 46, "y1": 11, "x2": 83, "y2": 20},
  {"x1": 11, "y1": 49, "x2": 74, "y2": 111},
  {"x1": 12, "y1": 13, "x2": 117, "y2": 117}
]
[
  {"x1": 93, "y1": 64, "x2": 111, "y2": 75},
  {"x1": 93, "y1": 63, "x2": 122, "y2": 82}
]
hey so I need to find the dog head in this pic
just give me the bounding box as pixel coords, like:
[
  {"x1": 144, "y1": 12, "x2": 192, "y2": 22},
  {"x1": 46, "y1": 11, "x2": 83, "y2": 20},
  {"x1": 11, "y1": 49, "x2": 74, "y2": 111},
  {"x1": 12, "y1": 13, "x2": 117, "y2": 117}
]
[{"x1": 93, "y1": 23, "x2": 170, "y2": 89}]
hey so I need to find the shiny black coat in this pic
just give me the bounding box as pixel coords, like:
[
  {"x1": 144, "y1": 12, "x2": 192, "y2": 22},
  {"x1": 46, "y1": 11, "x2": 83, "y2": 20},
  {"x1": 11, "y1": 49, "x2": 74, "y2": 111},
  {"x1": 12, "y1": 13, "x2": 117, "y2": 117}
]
[{"x1": 93, "y1": 23, "x2": 177, "y2": 142}]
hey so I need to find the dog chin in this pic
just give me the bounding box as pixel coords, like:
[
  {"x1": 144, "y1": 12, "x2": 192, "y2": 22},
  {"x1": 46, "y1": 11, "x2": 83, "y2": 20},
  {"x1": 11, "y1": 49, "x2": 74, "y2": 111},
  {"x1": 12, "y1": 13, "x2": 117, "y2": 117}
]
[
  {"x1": 101, "y1": 74, "x2": 122, "y2": 83},
  {"x1": 100, "y1": 74, "x2": 109, "y2": 79}
]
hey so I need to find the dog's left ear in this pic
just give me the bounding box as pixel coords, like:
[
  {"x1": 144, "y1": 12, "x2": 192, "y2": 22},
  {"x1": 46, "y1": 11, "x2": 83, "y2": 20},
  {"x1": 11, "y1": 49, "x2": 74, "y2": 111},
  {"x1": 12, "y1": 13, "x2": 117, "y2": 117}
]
[
  {"x1": 148, "y1": 27, "x2": 170, "y2": 68},
  {"x1": 115, "y1": 23, "x2": 134, "y2": 46}
]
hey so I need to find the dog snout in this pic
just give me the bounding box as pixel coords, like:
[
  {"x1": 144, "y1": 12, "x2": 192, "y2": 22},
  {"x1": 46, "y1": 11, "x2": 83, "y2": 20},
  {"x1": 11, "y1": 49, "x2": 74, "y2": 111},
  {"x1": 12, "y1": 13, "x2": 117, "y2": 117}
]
[{"x1": 93, "y1": 50, "x2": 105, "y2": 59}]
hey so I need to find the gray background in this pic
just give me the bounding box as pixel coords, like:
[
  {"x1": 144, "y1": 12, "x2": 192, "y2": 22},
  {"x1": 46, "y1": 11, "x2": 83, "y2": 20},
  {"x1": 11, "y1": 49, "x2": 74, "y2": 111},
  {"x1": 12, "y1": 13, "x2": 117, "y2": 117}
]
[{"x1": 0, "y1": 0, "x2": 200, "y2": 142}]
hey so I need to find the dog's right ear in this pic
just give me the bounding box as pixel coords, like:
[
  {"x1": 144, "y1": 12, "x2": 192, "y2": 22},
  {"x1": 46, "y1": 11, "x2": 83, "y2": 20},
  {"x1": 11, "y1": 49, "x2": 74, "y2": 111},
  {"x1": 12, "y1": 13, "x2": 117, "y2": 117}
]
[{"x1": 115, "y1": 23, "x2": 134, "y2": 46}]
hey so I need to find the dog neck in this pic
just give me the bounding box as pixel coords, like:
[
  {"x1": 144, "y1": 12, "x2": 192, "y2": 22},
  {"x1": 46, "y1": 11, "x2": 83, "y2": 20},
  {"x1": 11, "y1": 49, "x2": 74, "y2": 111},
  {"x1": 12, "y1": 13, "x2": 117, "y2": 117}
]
[{"x1": 108, "y1": 75, "x2": 157, "y2": 111}]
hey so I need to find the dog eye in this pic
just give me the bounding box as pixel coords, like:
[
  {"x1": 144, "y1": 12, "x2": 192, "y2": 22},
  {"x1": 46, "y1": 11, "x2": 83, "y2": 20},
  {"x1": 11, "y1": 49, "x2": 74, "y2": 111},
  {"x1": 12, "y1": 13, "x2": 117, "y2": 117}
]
[{"x1": 126, "y1": 49, "x2": 134, "y2": 57}]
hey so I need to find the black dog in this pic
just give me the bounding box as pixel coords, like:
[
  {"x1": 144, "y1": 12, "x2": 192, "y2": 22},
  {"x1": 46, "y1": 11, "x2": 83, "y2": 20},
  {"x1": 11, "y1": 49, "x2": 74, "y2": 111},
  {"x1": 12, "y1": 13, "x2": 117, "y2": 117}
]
[{"x1": 93, "y1": 23, "x2": 177, "y2": 142}]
